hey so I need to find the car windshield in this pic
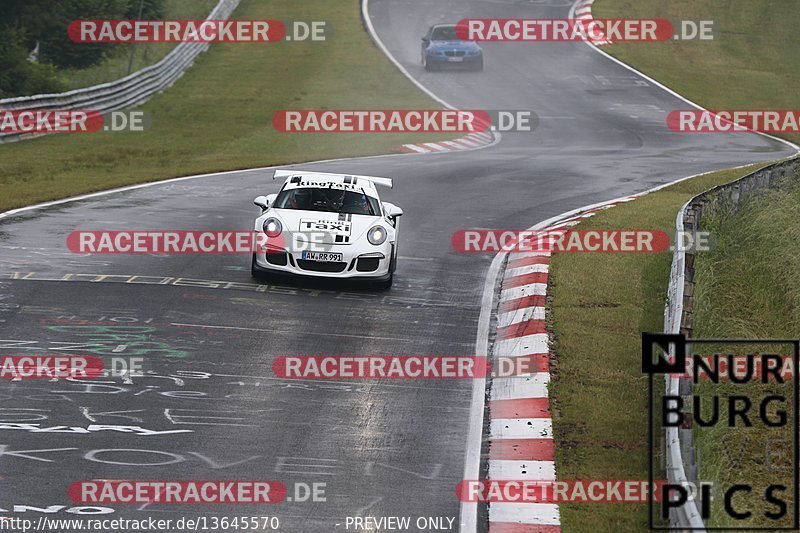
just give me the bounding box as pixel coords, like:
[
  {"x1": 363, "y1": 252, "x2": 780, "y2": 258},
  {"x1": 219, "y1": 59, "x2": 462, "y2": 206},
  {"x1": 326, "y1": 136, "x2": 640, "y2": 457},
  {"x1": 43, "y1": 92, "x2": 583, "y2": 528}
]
[
  {"x1": 274, "y1": 187, "x2": 380, "y2": 215},
  {"x1": 431, "y1": 26, "x2": 457, "y2": 41}
]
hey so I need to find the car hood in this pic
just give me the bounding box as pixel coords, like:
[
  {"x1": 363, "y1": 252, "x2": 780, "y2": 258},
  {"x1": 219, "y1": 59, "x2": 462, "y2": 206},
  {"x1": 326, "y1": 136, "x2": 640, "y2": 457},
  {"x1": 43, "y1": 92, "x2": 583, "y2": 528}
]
[
  {"x1": 429, "y1": 40, "x2": 481, "y2": 51},
  {"x1": 269, "y1": 209, "x2": 384, "y2": 245}
]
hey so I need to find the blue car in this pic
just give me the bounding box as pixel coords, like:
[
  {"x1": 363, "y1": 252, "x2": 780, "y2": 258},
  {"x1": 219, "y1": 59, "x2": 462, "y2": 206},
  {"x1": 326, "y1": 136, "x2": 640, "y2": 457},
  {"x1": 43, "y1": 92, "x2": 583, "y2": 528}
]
[{"x1": 421, "y1": 24, "x2": 483, "y2": 72}]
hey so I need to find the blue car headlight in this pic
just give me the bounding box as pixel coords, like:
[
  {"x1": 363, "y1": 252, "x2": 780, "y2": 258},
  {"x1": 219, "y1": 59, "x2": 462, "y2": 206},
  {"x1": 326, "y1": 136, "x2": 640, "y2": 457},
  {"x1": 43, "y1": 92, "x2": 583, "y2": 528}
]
[
  {"x1": 431, "y1": 50, "x2": 444, "y2": 56},
  {"x1": 468, "y1": 50, "x2": 481, "y2": 55}
]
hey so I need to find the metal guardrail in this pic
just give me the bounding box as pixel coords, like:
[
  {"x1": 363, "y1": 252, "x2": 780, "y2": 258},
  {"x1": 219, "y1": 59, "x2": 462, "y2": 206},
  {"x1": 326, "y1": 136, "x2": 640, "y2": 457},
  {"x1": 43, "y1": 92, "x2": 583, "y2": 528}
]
[
  {"x1": 663, "y1": 200, "x2": 706, "y2": 530},
  {"x1": 663, "y1": 155, "x2": 800, "y2": 530},
  {"x1": 0, "y1": 0, "x2": 240, "y2": 143}
]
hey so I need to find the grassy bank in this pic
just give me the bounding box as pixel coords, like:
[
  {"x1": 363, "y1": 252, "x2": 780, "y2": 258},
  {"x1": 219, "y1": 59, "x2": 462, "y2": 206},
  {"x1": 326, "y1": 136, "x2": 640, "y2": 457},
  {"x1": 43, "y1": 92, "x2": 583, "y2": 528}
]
[
  {"x1": 1, "y1": 0, "x2": 450, "y2": 214},
  {"x1": 691, "y1": 173, "x2": 800, "y2": 528},
  {"x1": 594, "y1": 0, "x2": 800, "y2": 146},
  {"x1": 548, "y1": 162, "x2": 771, "y2": 531},
  {"x1": 551, "y1": 1, "x2": 799, "y2": 528}
]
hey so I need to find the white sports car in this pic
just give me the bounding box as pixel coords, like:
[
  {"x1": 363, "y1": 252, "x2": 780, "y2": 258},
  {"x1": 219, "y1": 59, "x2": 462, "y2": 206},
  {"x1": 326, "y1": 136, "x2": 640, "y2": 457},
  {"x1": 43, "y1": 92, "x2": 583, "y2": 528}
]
[{"x1": 252, "y1": 170, "x2": 403, "y2": 289}]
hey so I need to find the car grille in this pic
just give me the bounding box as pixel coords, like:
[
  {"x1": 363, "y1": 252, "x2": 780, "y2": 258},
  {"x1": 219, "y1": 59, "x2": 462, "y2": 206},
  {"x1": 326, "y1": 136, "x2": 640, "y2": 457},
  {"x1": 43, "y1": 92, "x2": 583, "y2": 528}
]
[
  {"x1": 356, "y1": 257, "x2": 380, "y2": 272},
  {"x1": 445, "y1": 51, "x2": 466, "y2": 57},
  {"x1": 266, "y1": 252, "x2": 288, "y2": 266},
  {"x1": 297, "y1": 260, "x2": 347, "y2": 273}
]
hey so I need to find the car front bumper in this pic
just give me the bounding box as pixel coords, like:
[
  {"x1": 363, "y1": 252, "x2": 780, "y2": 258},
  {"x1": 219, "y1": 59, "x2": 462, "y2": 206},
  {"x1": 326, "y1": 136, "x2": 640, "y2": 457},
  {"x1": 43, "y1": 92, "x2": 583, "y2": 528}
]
[
  {"x1": 426, "y1": 53, "x2": 482, "y2": 66},
  {"x1": 252, "y1": 244, "x2": 394, "y2": 280}
]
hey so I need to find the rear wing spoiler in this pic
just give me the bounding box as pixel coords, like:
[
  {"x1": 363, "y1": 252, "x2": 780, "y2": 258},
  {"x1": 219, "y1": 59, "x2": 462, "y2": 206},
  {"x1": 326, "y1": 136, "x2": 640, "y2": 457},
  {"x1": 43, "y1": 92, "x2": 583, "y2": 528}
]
[{"x1": 272, "y1": 170, "x2": 393, "y2": 189}]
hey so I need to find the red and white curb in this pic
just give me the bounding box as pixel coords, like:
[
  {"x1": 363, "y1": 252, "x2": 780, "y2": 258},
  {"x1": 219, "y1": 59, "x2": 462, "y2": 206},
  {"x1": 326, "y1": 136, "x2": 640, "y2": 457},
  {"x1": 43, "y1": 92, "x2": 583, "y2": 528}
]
[
  {"x1": 401, "y1": 130, "x2": 495, "y2": 154},
  {"x1": 486, "y1": 195, "x2": 639, "y2": 532},
  {"x1": 572, "y1": 0, "x2": 612, "y2": 46}
]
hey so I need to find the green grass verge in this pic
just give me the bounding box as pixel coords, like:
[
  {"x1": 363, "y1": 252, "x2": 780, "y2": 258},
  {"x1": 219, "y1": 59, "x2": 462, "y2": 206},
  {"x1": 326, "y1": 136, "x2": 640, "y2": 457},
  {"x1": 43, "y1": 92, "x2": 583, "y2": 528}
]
[
  {"x1": 691, "y1": 174, "x2": 800, "y2": 528},
  {"x1": 61, "y1": 0, "x2": 219, "y2": 89},
  {"x1": 593, "y1": 0, "x2": 800, "y2": 146},
  {"x1": 1, "y1": 0, "x2": 453, "y2": 214},
  {"x1": 552, "y1": 1, "x2": 800, "y2": 527},
  {"x1": 549, "y1": 162, "x2": 773, "y2": 531}
]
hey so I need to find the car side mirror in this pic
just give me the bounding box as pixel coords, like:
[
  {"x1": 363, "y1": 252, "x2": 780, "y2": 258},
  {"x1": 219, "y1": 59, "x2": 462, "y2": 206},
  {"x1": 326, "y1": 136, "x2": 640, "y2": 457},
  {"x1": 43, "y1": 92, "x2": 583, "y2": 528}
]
[
  {"x1": 422, "y1": 37, "x2": 429, "y2": 43},
  {"x1": 255, "y1": 194, "x2": 277, "y2": 211},
  {"x1": 254, "y1": 195, "x2": 269, "y2": 210},
  {"x1": 383, "y1": 202, "x2": 403, "y2": 219}
]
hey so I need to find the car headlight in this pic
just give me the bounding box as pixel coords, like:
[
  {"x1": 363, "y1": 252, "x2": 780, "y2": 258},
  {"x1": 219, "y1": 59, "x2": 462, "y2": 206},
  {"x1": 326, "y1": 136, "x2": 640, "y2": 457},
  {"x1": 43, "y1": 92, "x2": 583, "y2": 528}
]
[
  {"x1": 262, "y1": 217, "x2": 282, "y2": 237},
  {"x1": 432, "y1": 50, "x2": 444, "y2": 56},
  {"x1": 468, "y1": 50, "x2": 480, "y2": 55},
  {"x1": 367, "y1": 225, "x2": 387, "y2": 245}
]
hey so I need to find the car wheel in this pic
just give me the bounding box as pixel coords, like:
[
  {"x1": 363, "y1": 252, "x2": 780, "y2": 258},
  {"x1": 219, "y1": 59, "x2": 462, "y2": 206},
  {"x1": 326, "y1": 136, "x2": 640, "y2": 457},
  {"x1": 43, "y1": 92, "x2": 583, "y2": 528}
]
[
  {"x1": 377, "y1": 273, "x2": 393, "y2": 290},
  {"x1": 251, "y1": 253, "x2": 262, "y2": 280},
  {"x1": 424, "y1": 56, "x2": 436, "y2": 72},
  {"x1": 376, "y1": 247, "x2": 396, "y2": 290},
  {"x1": 473, "y1": 58, "x2": 484, "y2": 72}
]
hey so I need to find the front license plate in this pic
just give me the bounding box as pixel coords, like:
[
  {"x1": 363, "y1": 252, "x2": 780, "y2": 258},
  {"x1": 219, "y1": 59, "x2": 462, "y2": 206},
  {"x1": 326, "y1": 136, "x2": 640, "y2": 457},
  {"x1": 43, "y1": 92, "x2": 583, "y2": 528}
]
[
  {"x1": 302, "y1": 251, "x2": 343, "y2": 262},
  {"x1": 448, "y1": 56, "x2": 463, "y2": 62}
]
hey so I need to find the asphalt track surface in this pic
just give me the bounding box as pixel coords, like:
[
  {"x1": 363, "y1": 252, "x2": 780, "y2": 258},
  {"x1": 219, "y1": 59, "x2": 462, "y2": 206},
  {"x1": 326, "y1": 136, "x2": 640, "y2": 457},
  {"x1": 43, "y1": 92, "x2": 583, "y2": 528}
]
[{"x1": 0, "y1": 0, "x2": 795, "y2": 531}]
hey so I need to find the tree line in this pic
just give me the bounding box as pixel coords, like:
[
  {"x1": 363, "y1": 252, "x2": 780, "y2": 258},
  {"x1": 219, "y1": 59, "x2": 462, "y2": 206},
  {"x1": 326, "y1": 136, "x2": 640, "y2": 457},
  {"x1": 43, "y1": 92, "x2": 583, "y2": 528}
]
[{"x1": 0, "y1": 0, "x2": 164, "y2": 98}]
